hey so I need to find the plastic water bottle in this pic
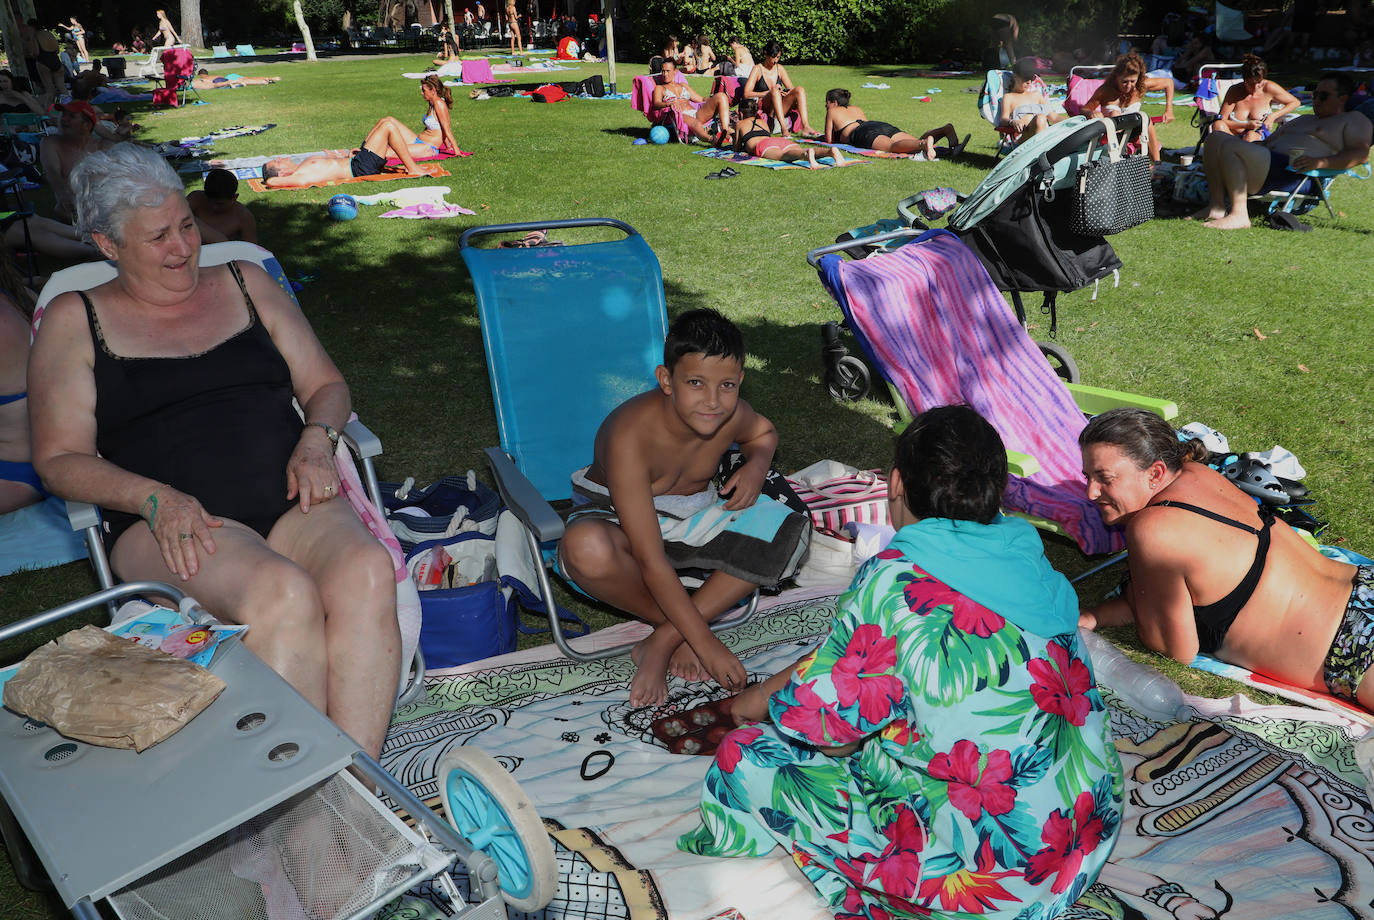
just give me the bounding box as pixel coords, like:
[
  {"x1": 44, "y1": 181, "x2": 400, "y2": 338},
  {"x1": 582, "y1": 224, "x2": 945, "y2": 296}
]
[{"x1": 1079, "y1": 629, "x2": 1191, "y2": 722}]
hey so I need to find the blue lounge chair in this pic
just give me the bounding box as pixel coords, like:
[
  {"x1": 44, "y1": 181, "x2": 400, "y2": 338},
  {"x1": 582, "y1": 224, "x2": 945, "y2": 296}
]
[{"x1": 460, "y1": 218, "x2": 758, "y2": 662}]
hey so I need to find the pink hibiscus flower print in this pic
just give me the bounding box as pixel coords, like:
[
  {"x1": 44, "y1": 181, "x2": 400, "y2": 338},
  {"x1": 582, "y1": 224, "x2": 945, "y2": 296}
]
[
  {"x1": 714, "y1": 725, "x2": 763, "y2": 773},
  {"x1": 926, "y1": 739, "x2": 1016, "y2": 821},
  {"x1": 876, "y1": 547, "x2": 904, "y2": 560},
  {"x1": 1028, "y1": 642, "x2": 1093, "y2": 726},
  {"x1": 1024, "y1": 790, "x2": 1107, "y2": 894},
  {"x1": 871, "y1": 805, "x2": 926, "y2": 900},
  {"x1": 900, "y1": 568, "x2": 961, "y2": 614},
  {"x1": 778, "y1": 681, "x2": 868, "y2": 746},
  {"x1": 832, "y1": 623, "x2": 905, "y2": 723},
  {"x1": 950, "y1": 594, "x2": 1006, "y2": 637}
]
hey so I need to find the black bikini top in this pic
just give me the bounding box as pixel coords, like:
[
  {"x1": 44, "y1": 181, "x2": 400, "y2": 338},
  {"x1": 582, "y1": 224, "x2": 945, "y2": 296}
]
[{"x1": 1153, "y1": 499, "x2": 1275, "y2": 654}]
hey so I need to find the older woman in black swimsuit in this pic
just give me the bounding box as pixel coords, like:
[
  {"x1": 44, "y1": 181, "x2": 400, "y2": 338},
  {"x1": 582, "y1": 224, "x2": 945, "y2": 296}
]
[
  {"x1": 29, "y1": 145, "x2": 402, "y2": 759},
  {"x1": 1079, "y1": 408, "x2": 1374, "y2": 710},
  {"x1": 741, "y1": 40, "x2": 819, "y2": 137},
  {"x1": 823, "y1": 88, "x2": 965, "y2": 158}
]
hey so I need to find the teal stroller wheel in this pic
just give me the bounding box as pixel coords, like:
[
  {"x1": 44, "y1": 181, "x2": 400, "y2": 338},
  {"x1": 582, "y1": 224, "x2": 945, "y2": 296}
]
[{"x1": 438, "y1": 746, "x2": 559, "y2": 912}]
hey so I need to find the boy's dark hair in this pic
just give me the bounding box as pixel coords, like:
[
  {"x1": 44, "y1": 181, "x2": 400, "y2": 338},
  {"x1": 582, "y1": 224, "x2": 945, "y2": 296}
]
[
  {"x1": 664, "y1": 308, "x2": 745, "y2": 370},
  {"x1": 1013, "y1": 56, "x2": 1038, "y2": 80},
  {"x1": 1320, "y1": 70, "x2": 1354, "y2": 98},
  {"x1": 262, "y1": 163, "x2": 283, "y2": 180},
  {"x1": 203, "y1": 167, "x2": 238, "y2": 199},
  {"x1": 893, "y1": 405, "x2": 1006, "y2": 524},
  {"x1": 825, "y1": 88, "x2": 850, "y2": 106}
]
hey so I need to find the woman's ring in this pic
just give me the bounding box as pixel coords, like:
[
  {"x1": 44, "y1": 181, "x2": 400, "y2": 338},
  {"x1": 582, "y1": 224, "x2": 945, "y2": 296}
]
[
  {"x1": 179, "y1": 533, "x2": 191, "y2": 541},
  {"x1": 324, "y1": 485, "x2": 334, "y2": 495}
]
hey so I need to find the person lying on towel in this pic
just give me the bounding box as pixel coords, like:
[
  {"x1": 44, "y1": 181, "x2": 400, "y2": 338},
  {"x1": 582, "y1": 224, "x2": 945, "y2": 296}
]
[
  {"x1": 556, "y1": 309, "x2": 810, "y2": 707},
  {"x1": 823, "y1": 87, "x2": 966, "y2": 158},
  {"x1": 1080, "y1": 408, "x2": 1374, "y2": 710},
  {"x1": 680, "y1": 405, "x2": 1123, "y2": 920},
  {"x1": 261, "y1": 117, "x2": 425, "y2": 188}
]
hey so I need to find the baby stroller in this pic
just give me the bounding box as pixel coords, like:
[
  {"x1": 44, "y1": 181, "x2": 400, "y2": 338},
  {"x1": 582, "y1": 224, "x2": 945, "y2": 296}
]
[{"x1": 945, "y1": 113, "x2": 1150, "y2": 344}]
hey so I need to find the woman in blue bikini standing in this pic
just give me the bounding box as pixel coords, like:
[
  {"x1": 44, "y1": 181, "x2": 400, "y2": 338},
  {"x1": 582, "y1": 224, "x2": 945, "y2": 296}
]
[{"x1": 1079, "y1": 408, "x2": 1374, "y2": 711}]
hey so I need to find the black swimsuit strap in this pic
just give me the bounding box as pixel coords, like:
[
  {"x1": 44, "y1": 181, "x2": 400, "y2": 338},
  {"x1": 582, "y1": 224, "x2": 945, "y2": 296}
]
[
  {"x1": 225, "y1": 261, "x2": 260, "y2": 323},
  {"x1": 1152, "y1": 499, "x2": 1272, "y2": 536}
]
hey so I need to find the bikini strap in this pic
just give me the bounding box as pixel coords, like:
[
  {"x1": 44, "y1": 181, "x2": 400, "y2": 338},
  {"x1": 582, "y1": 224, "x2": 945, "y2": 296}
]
[
  {"x1": 225, "y1": 261, "x2": 260, "y2": 323},
  {"x1": 1153, "y1": 499, "x2": 1269, "y2": 536}
]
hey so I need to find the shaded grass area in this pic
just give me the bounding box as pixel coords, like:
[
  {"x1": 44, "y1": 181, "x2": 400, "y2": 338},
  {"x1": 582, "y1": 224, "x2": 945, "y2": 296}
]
[{"x1": 0, "y1": 54, "x2": 1367, "y2": 913}]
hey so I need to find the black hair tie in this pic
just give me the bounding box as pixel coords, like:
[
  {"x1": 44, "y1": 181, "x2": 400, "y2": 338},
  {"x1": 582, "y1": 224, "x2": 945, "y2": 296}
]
[{"x1": 580, "y1": 749, "x2": 614, "y2": 781}]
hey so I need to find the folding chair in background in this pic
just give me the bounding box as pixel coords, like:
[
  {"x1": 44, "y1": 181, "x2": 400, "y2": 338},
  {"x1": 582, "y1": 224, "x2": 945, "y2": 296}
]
[
  {"x1": 1191, "y1": 62, "x2": 1243, "y2": 154},
  {"x1": 210, "y1": 43, "x2": 231, "y2": 57},
  {"x1": 234, "y1": 43, "x2": 257, "y2": 56},
  {"x1": 459, "y1": 218, "x2": 759, "y2": 662},
  {"x1": 152, "y1": 46, "x2": 201, "y2": 107}
]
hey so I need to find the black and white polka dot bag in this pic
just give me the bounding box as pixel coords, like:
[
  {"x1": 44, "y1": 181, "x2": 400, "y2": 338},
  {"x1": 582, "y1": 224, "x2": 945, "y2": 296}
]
[{"x1": 1071, "y1": 116, "x2": 1154, "y2": 236}]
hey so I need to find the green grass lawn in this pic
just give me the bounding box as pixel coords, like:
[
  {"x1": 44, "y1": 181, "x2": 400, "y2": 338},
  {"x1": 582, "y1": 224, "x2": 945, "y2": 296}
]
[{"x1": 1, "y1": 53, "x2": 1371, "y2": 915}]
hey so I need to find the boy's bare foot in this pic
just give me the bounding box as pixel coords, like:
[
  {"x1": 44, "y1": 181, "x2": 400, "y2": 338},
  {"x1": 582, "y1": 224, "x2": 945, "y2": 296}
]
[
  {"x1": 669, "y1": 641, "x2": 705, "y2": 682},
  {"x1": 629, "y1": 627, "x2": 676, "y2": 707},
  {"x1": 1204, "y1": 213, "x2": 1253, "y2": 229}
]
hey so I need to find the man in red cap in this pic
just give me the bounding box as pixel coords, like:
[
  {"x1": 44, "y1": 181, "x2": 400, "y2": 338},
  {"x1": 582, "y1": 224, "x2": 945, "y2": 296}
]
[{"x1": 40, "y1": 100, "x2": 112, "y2": 220}]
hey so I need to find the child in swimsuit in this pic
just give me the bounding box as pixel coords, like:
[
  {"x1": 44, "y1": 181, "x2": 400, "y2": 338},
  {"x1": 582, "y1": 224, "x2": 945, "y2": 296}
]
[{"x1": 736, "y1": 98, "x2": 847, "y2": 168}]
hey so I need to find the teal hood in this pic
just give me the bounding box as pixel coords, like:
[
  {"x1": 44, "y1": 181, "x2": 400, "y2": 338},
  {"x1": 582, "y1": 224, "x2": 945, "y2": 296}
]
[{"x1": 887, "y1": 515, "x2": 1078, "y2": 638}]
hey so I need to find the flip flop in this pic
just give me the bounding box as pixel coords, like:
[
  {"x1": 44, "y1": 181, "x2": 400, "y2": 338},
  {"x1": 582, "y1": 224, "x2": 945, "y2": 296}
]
[
  {"x1": 705, "y1": 170, "x2": 725, "y2": 179},
  {"x1": 719, "y1": 167, "x2": 739, "y2": 177},
  {"x1": 950, "y1": 133, "x2": 970, "y2": 158}
]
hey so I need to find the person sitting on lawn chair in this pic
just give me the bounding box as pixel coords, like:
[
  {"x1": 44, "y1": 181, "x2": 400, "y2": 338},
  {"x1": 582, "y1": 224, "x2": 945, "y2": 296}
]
[
  {"x1": 1211, "y1": 54, "x2": 1299, "y2": 143},
  {"x1": 262, "y1": 116, "x2": 425, "y2": 187},
  {"x1": 1081, "y1": 51, "x2": 1175, "y2": 162},
  {"x1": 30, "y1": 144, "x2": 402, "y2": 759},
  {"x1": 998, "y1": 57, "x2": 1066, "y2": 144},
  {"x1": 1190, "y1": 72, "x2": 1371, "y2": 229},
  {"x1": 823, "y1": 87, "x2": 966, "y2": 158},
  {"x1": 556, "y1": 309, "x2": 810, "y2": 707},
  {"x1": 1079, "y1": 408, "x2": 1374, "y2": 711},
  {"x1": 650, "y1": 58, "x2": 733, "y2": 145}
]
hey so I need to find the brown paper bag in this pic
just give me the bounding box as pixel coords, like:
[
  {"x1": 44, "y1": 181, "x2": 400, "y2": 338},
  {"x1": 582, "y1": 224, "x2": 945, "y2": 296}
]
[{"x1": 2, "y1": 625, "x2": 226, "y2": 752}]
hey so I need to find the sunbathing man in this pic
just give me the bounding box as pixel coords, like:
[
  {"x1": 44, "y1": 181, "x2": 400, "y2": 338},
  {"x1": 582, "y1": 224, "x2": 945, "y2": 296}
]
[
  {"x1": 557, "y1": 309, "x2": 810, "y2": 707},
  {"x1": 999, "y1": 56, "x2": 1066, "y2": 143},
  {"x1": 1192, "y1": 72, "x2": 1371, "y2": 229},
  {"x1": 262, "y1": 117, "x2": 424, "y2": 188},
  {"x1": 651, "y1": 59, "x2": 733, "y2": 145},
  {"x1": 192, "y1": 69, "x2": 282, "y2": 89}
]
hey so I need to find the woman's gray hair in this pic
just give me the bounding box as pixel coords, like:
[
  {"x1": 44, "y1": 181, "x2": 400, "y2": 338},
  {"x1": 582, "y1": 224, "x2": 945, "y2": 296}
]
[{"x1": 70, "y1": 144, "x2": 186, "y2": 245}]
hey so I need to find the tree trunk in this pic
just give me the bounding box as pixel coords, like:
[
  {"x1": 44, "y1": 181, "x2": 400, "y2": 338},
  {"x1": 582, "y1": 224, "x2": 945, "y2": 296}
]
[
  {"x1": 444, "y1": 0, "x2": 455, "y2": 28},
  {"x1": 293, "y1": 0, "x2": 318, "y2": 61},
  {"x1": 0, "y1": 0, "x2": 21, "y2": 80},
  {"x1": 179, "y1": 0, "x2": 203, "y2": 49},
  {"x1": 13, "y1": 0, "x2": 33, "y2": 23}
]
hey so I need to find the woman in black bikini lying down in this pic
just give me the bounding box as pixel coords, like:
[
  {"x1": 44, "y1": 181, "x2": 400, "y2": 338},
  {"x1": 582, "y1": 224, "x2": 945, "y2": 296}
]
[
  {"x1": 1079, "y1": 408, "x2": 1374, "y2": 711},
  {"x1": 823, "y1": 88, "x2": 967, "y2": 158},
  {"x1": 733, "y1": 98, "x2": 846, "y2": 168}
]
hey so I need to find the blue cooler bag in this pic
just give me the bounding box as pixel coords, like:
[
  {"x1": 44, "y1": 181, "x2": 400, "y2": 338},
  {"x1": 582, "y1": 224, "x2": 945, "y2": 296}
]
[
  {"x1": 405, "y1": 515, "x2": 587, "y2": 668},
  {"x1": 383, "y1": 472, "x2": 501, "y2": 553}
]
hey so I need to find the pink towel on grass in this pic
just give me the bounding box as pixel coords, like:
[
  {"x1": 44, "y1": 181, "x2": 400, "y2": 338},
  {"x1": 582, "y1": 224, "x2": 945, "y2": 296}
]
[
  {"x1": 461, "y1": 58, "x2": 497, "y2": 83},
  {"x1": 831, "y1": 230, "x2": 1123, "y2": 555}
]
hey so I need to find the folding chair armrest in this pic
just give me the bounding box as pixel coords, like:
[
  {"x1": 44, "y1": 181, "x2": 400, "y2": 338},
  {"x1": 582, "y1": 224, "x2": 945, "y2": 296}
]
[
  {"x1": 341, "y1": 417, "x2": 381, "y2": 459},
  {"x1": 66, "y1": 499, "x2": 99, "y2": 532},
  {"x1": 1065, "y1": 383, "x2": 1178, "y2": 420},
  {"x1": 484, "y1": 446, "x2": 564, "y2": 543},
  {"x1": 67, "y1": 500, "x2": 116, "y2": 591},
  {"x1": 1006, "y1": 450, "x2": 1041, "y2": 478}
]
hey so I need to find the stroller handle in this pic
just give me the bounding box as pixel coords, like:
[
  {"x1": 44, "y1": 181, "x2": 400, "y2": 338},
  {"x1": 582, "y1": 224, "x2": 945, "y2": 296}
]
[
  {"x1": 806, "y1": 228, "x2": 927, "y2": 267},
  {"x1": 459, "y1": 218, "x2": 639, "y2": 248}
]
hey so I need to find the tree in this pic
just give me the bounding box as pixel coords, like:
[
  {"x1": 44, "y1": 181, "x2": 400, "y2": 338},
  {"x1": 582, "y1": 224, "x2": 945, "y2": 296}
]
[
  {"x1": 293, "y1": 0, "x2": 318, "y2": 60},
  {"x1": 180, "y1": 0, "x2": 204, "y2": 48}
]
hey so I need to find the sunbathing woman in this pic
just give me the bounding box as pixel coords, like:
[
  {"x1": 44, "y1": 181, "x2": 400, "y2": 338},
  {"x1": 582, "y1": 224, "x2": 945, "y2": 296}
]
[
  {"x1": 1213, "y1": 54, "x2": 1300, "y2": 143},
  {"x1": 824, "y1": 88, "x2": 965, "y2": 158},
  {"x1": 505, "y1": 0, "x2": 522, "y2": 54},
  {"x1": 375, "y1": 74, "x2": 458, "y2": 158},
  {"x1": 192, "y1": 69, "x2": 283, "y2": 90},
  {"x1": 1082, "y1": 52, "x2": 1175, "y2": 162},
  {"x1": 742, "y1": 40, "x2": 818, "y2": 137},
  {"x1": 651, "y1": 59, "x2": 732, "y2": 145},
  {"x1": 999, "y1": 57, "x2": 1066, "y2": 143},
  {"x1": 155, "y1": 9, "x2": 179, "y2": 49},
  {"x1": 0, "y1": 251, "x2": 42, "y2": 515},
  {"x1": 1080, "y1": 408, "x2": 1374, "y2": 710},
  {"x1": 735, "y1": 98, "x2": 846, "y2": 168}
]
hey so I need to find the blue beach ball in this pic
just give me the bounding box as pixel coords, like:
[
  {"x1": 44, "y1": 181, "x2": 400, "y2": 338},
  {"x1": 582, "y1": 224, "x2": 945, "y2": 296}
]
[
  {"x1": 649, "y1": 125, "x2": 670, "y2": 145},
  {"x1": 328, "y1": 194, "x2": 358, "y2": 221}
]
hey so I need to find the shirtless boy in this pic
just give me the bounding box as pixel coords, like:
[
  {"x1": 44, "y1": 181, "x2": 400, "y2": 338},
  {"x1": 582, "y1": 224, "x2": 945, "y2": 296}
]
[
  {"x1": 262, "y1": 116, "x2": 423, "y2": 188},
  {"x1": 557, "y1": 309, "x2": 810, "y2": 706},
  {"x1": 651, "y1": 59, "x2": 733, "y2": 145},
  {"x1": 187, "y1": 168, "x2": 257, "y2": 243},
  {"x1": 39, "y1": 100, "x2": 113, "y2": 220},
  {"x1": 1193, "y1": 72, "x2": 1372, "y2": 229}
]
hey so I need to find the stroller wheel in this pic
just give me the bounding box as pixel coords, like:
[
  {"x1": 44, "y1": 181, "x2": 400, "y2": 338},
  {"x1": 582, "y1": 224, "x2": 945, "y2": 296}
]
[
  {"x1": 439, "y1": 746, "x2": 559, "y2": 912},
  {"x1": 826, "y1": 355, "x2": 871, "y2": 401},
  {"x1": 1036, "y1": 341, "x2": 1080, "y2": 384}
]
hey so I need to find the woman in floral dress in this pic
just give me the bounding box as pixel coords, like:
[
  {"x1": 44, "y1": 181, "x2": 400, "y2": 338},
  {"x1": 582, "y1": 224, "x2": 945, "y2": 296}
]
[{"x1": 680, "y1": 406, "x2": 1123, "y2": 919}]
